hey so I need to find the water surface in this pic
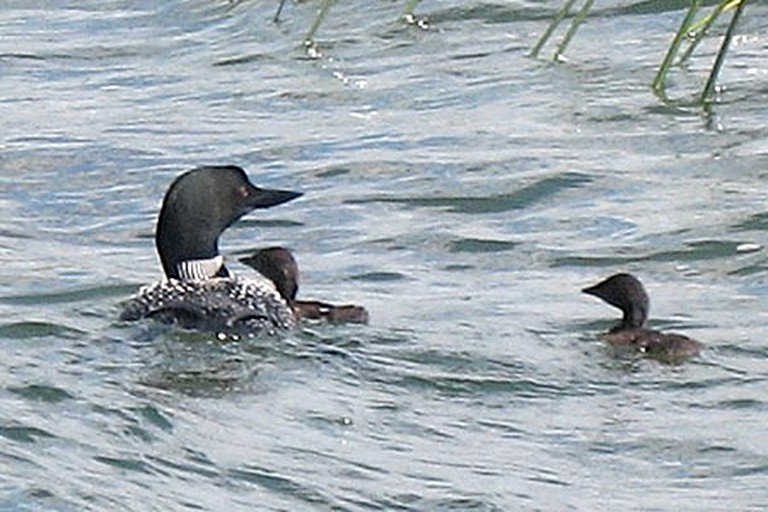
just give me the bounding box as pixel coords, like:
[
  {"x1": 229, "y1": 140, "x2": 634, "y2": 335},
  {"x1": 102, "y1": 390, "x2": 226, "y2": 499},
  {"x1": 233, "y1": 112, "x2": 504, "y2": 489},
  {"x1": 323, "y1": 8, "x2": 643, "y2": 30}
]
[{"x1": 2, "y1": 1, "x2": 768, "y2": 510}]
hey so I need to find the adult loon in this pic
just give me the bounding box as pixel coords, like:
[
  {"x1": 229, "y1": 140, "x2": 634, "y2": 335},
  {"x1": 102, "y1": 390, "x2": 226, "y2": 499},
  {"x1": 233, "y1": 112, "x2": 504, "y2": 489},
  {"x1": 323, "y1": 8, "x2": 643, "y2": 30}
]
[
  {"x1": 120, "y1": 165, "x2": 302, "y2": 334},
  {"x1": 582, "y1": 273, "x2": 702, "y2": 362},
  {"x1": 241, "y1": 247, "x2": 369, "y2": 324}
]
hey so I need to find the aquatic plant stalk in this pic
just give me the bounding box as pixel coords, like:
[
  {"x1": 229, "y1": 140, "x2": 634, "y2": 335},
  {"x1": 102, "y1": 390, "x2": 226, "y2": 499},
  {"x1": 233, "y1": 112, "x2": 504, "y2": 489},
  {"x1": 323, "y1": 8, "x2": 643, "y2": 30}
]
[
  {"x1": 677, "y1": 0, "x2": 731, "y2": 64},
  {"x1": 304, "y1": 0, "x2": 337, "y2": 46},
  {"x1": 274, "y1": 0, "x2": 288, "y2": 23},
  {"x1": 529, "y1": 0, "x2": 580, "y2": 57},
  {"x1": 651, "y1": 0, "x2": 701, "y2": 95},
  {"x1": 402, "y1": 0, "x2": 423, "y2": 18},
  {"x1": 554, "y1": 0, "x2": 595, "y2": 60},
  {"x1": 701, "y1": 0, "x2": 747, "y2": 102}
]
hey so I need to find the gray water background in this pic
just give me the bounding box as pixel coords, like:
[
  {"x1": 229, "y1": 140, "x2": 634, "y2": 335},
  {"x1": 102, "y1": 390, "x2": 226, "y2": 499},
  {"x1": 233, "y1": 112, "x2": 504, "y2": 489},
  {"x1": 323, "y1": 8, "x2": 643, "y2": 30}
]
[{"x1": 2, "y1": 1, "x2": 768, "y2": 510}]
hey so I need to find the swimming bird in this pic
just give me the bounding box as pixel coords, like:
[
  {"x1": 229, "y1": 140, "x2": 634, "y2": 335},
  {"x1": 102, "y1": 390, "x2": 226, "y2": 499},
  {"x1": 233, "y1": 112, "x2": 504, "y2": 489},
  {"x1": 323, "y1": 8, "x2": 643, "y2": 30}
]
[
  {"x1": 582, "y1": 273, "x2": 702, "y2": 361},
  {"x1": 241, "y1": 247, "x2": 369, "y2": 324},
  {"x1": 120, "y1": 165, "x2": 302, "y2": 334}
]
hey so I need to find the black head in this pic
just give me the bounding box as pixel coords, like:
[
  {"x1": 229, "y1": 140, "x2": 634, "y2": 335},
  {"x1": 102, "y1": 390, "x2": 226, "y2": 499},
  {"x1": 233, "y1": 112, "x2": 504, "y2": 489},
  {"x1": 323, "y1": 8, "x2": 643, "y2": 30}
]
[
  {"x1": 240, "y1": 247, "x2": 299, "y2": 302},
  {"x1": 155, "y1": 166, "x2": 302, "y2": 279},
  {"x1": 582, "y1": 272, "x2": 650, "y2": 330}
]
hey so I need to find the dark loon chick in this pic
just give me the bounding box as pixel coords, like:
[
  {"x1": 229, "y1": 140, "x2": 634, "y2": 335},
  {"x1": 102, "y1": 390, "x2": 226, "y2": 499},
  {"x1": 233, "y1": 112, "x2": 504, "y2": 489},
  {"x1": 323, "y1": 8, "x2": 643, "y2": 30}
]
[
  {"x1": 582, "y1": 273, "x2": 702, "y2": 361},
  {"x1": 120, "y1": 166, "x2": 302, "y2": 334},
  {"x1": 240, "y1": 247, "x2": 369, "y2": 324}
]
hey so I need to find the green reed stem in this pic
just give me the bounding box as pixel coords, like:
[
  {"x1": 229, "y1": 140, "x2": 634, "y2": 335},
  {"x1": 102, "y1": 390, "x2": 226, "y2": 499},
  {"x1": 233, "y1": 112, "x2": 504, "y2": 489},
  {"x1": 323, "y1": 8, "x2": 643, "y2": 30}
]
[
  {"x1": 554, "y1": 0, "x2": 595, "y2": 60},
  {"x1": 701, "y1": 0, "x2": 747, "y2": 102},
  {"x1": 402, "y1": 0, "x2": 423, "y2": 18},
  {"x1": 529, "y1": 0, "x2": 579, "y2": 57},
  {"x1": 678, "y1": 0, "x2": 730, "y2": 65},
  {"x1": 652, "y1": 0, "x2": 701, "y2": 95},
  {"x1": 303, "y1": 0, "x2": 337, "y2": 46},
  {"x1": 274, "y1": 0, "x2": 288, "y2": 23}
]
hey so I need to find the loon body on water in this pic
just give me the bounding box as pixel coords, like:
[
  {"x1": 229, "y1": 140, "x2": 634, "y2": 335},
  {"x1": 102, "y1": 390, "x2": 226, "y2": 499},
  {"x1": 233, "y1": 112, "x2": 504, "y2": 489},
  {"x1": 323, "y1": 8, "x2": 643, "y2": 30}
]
[
  {"x1": 241, "y1": 247, "x2": 369, "y2": 324},
  {"x1": 120, "y1": 166, "x2": 302, "y2": 334},
  {"x1": 582, "y1": 273, "x2": 702, "y2": 362}
]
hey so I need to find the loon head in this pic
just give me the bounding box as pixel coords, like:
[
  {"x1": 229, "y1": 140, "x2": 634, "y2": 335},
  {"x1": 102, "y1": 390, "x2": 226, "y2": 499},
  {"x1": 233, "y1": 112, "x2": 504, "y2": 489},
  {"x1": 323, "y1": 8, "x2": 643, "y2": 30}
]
[
  {"x1": 582, "y1": 272, "x2": 650, "y2": 330},
  {"x1": 155, "y1": 166, "x2": 302, "y2": 280},
  {"x1": 240, "y1": 247, "x2": 299, "y2": 302},
  {"x1": 240, "y1": 246, "x2": 370, "y2": 325}
]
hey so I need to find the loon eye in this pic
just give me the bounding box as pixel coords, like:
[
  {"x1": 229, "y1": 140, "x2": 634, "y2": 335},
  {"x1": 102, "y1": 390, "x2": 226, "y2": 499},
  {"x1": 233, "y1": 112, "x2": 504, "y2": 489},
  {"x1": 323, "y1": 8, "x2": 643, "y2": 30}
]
[{"x1": 238, "y1": 185, "x2": 249, "y2": 199}]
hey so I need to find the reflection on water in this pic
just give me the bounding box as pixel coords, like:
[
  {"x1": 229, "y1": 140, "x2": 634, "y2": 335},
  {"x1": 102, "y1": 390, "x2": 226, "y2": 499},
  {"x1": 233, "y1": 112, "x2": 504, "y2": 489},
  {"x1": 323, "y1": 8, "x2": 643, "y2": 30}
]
[{"x1": 1, "y1": 1, "x2": 768, "y2": 510}]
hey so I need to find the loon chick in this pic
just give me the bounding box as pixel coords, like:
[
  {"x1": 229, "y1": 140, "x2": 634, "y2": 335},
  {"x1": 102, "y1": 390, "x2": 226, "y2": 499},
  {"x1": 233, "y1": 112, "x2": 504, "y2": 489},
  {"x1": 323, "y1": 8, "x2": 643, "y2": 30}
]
[
  {"x1": 241, "y1": 247, "x2": 369, "y2": 324},
  {"x1": 582, "y1": 273, "x2": 702, "y2": 361},
  {"x1": 120, "y1": 166, "x2": 302, "y2": 334}
]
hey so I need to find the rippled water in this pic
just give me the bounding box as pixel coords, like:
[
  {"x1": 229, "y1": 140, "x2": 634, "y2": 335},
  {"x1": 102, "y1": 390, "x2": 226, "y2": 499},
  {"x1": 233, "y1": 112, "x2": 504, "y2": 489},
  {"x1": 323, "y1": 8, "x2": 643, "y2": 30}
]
[{"x1": 2, "y1": 1, "x2": 768, "y2": 510}]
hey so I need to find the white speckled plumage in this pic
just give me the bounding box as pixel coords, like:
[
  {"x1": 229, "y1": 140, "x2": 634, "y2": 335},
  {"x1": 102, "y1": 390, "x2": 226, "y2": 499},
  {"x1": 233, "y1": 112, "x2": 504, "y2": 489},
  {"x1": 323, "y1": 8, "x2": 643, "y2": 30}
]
[{"x1": 121, "y1": 276, "x2": 296, "y2": 334}]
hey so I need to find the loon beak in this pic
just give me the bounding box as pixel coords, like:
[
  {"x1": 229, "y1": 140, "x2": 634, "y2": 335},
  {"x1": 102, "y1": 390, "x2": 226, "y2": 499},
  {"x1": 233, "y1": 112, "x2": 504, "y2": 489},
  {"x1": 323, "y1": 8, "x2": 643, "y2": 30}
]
[{"x1": 244, "y1": 186, "x2": 303, "y2": 209}]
